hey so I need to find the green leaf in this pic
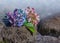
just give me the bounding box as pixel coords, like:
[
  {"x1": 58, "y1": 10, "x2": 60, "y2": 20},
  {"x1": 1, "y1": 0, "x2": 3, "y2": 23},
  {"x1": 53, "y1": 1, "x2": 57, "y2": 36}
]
[{"x1": 24, "y1": 21, "x2": 35, "y2": 33}]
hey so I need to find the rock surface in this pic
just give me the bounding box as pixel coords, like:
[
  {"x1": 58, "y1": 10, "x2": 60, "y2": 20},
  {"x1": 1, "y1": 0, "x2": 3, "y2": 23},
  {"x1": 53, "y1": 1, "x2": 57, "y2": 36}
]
[
  {"x1": 0, "y1": 17, "x2": 60, "y2": 43},
  {"x1": 0, "y1": 22, "x2": 34, "y2": 43},
  {"x1": 37, "y1": 13, "x2": 60, "y2": 37}
]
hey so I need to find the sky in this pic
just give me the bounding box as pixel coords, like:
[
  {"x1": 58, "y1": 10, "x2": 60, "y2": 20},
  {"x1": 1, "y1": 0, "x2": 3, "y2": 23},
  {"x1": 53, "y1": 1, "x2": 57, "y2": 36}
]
[{"x1": 0, "y1": 0, "x2": 60, "y2": 18}]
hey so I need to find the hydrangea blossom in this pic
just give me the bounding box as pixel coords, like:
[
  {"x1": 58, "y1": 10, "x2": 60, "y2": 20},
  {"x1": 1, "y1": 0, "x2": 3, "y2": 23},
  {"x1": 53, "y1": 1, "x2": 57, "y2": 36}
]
[{"x1": 7, "y1": 9, "x2": 26, "y2": 27}]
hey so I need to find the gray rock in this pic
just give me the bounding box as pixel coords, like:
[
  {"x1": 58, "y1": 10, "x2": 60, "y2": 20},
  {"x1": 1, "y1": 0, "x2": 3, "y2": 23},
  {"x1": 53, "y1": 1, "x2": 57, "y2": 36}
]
[
  {"x1": 0, "y1": 22, "x2": 60, "y2": 43},
  {"x1": 37, "y1": 13, "x2": 60, "y2": 37},
  {"x1": 0, "y1": 25, "x2": 35, "y2": 43},
  {"x1": 34, "y1": 34, "x2": 59, "y2": 43}
]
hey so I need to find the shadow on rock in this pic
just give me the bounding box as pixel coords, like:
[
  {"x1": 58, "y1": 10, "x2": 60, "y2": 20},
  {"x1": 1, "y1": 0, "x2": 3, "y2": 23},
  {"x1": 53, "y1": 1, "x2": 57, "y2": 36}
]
[{"x1": 37, "y1": 13, "x2": 60, "y2": 37}]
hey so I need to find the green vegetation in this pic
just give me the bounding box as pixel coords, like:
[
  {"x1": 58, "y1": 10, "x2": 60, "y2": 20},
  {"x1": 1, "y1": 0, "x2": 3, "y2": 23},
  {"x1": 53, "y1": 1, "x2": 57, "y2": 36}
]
[{"x1": 24, "y1": 21, "x2": 36, "y2": 33}]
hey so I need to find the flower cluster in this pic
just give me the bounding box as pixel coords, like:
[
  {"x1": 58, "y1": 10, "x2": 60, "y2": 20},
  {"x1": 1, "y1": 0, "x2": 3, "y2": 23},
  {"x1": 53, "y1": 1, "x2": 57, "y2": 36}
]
[
  {"x1": 5, "y1": 7, "x2": 40, "y2": 27},
  {"x1": 25, "y1": 7, "x2": 40, "y2": 26},
  {"x1": 6, "y1": 9, "x2": 26, "y2": 27}
]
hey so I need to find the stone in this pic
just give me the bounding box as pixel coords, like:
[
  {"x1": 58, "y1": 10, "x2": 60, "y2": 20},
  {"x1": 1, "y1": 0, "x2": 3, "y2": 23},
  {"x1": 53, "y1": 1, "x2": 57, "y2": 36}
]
[{"x1": 37, "y1": 13, "x2": 60, "y2": 37}]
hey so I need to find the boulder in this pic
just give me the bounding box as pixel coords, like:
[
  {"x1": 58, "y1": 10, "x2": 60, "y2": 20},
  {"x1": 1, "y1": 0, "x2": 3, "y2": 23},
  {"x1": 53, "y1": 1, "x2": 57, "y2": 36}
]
[
  {"x1": 0, "y1": 22, "x2": 60, "y2": 43},
  {"x1": 37, "y1": 13, "x2": 60, "y2": 37},
  {"x1": 34, "y1": 34, "x2": 59, "y2": 43},
  {"x1": 0, "y1": 23, "x2": 35, "y2": 43}
]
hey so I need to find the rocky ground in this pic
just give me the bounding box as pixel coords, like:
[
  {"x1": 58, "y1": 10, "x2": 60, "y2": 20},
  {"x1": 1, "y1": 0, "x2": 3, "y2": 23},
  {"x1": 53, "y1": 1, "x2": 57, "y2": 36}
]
[
  {"x1": 0, "y1": 25, "x2": 60, "y2": 43},
  {"x1": 1, "y1": 13, "x2": 60, "y2": 43},
  {"x1": 37, "y1": 13, "x2": 60, "y2": 37},
  {"x1": 0, "y1": 25, "x2": 33, "y2": 43}
]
